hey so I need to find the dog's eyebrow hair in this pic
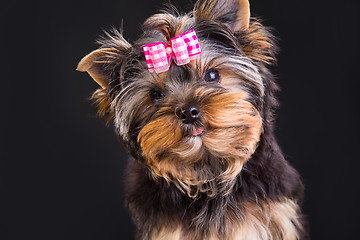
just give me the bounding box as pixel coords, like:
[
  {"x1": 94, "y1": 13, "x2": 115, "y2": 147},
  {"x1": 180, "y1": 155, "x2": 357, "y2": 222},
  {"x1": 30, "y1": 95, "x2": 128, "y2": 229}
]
[{"x1": 154, "y1": 72, "x2": 167, "y2": 88}]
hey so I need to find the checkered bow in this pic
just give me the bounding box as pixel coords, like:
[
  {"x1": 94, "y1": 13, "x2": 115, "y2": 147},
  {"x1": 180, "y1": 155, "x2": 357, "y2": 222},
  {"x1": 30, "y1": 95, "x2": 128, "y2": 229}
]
[{"x1": 143, "y1": 30, "x2": 201, "y2": 73}]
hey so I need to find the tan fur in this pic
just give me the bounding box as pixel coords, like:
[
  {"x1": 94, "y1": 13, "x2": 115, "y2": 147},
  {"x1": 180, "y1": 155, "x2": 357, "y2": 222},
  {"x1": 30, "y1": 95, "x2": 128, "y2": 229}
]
[
  {"x1": 143, "y1": 14, "x2": 191, "y2": 41},
  {"x1": 239, "y1": 20, "x2": 277, "y2": 65},
  {"x1": 151, "y1": 225, "x2": 183, "y2": 240},
  {"x1": 90, "y1": 88, "x2": 114, "y2": 123},
  {"x1": 201, "y1": 91, "x2": 262, "y2": 160},
  {"x1": 148, "y1": 199, "x2": 301, "y2": 240},
  {"x1": 237, "y1": 199, "x2": 302, "y2": 240}
]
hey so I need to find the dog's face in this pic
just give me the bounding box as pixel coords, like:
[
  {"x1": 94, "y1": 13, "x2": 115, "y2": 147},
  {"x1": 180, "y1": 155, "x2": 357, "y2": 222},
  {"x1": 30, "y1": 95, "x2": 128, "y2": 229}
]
[{"x1": 78, "y1": 0, "x2": 276, "y2": 197}]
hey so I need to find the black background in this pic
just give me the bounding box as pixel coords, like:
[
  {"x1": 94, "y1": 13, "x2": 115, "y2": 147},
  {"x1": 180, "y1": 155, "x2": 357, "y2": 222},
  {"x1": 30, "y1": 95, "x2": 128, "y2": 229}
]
[{"x1": 2, "y1": 0, "x2": 360, "y2": 239}]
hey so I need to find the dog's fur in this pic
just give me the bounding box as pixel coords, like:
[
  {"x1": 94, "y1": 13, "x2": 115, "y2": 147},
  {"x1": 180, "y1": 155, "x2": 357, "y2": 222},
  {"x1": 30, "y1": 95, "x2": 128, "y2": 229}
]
[{"x1": 77, "y1": 0, "x2": 307, "y2": 239}]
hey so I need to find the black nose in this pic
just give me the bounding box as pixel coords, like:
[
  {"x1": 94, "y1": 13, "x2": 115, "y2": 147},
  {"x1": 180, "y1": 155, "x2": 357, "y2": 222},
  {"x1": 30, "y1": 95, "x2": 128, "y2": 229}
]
[{"x1": 176, "y1": 105, "x2": 201, "y2": 124}]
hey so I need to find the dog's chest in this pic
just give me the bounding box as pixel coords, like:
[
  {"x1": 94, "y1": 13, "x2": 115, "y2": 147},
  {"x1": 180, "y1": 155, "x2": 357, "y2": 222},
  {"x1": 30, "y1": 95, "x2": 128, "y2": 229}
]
[{"x1": 149, "y1": 199, "x2": 301, "y2": 240}]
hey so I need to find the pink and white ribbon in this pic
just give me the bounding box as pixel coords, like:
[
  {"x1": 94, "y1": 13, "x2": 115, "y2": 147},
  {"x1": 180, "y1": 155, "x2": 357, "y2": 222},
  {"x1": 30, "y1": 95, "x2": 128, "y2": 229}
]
[{"x1": 143, "y1": 30, "x2": 201, "y2": 73}]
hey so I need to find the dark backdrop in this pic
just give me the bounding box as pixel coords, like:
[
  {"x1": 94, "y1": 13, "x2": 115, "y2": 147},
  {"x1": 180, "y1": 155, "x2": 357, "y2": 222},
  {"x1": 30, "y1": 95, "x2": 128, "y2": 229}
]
[{"x1": 2, "y1": 0, "x2": 360, "y2": 239}]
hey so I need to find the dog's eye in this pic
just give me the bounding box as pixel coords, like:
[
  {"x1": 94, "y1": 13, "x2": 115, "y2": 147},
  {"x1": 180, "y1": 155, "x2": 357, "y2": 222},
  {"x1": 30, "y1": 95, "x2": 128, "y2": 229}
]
[
  {"x1": 149, "y1": 90, "x2": 164, "y2": 101},
  {"x1": 204, "y1": 69, "x2": 221, "y2": 83}
]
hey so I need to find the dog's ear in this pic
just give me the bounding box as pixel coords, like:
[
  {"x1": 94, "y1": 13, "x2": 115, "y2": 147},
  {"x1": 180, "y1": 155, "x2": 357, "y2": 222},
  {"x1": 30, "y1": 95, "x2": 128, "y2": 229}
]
[
  {"x1": 77, "y1": 48, "x2": 112, "y2": 89},
  {"x1": 77, "y1": 30, "x2": 131, "y2": 120},
  {"x1": 194, "y1": 0, "x2": 250, "y2": 31},
  {"x1": 77, "y1": 31, "x2": 131, "y2": 88},
  {"x1": 194, "y1": 0, "x2": 276, "y2": 65}
]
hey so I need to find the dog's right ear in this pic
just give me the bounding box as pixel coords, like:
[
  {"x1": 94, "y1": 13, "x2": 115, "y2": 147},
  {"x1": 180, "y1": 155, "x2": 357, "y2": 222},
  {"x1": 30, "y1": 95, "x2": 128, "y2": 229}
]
[
  {"x1": 77, "y1": 31, "x2": 132, "y2": 89},
  {"x1": 77, "y1": 48, "x2": 112, "y2": 89},
  {"x1": 77, "y1": 30, "x2": 131, "y2": 119}
]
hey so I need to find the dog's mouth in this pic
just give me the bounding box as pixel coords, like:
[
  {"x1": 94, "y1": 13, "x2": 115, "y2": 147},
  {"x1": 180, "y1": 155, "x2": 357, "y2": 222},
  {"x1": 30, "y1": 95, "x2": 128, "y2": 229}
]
[
  {"x1": 190, "y1": 127, "x2": 204, "y2": 136},
  {"x1": 183, "y1": 121, "x2": 206, "y2": 137}
]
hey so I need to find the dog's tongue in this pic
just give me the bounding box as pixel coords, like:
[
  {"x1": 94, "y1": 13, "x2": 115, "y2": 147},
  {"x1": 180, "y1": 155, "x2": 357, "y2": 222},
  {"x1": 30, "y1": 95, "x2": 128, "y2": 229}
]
[{"x1": 191, "y1": 127, "x2": 204, "y2": 136}]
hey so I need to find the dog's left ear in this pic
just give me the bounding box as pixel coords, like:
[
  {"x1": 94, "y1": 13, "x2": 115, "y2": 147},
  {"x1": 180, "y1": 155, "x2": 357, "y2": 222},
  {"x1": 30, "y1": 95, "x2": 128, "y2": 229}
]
[
  {"x1": 195, "y1": 0, "x2": 276, "y2": 65},
  {"x1": 194, "y1": 0, "x2": 250, "y2": 31}
]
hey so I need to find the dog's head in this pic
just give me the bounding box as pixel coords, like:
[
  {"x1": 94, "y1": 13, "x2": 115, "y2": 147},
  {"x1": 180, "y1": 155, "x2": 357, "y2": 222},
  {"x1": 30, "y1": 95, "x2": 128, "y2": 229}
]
[{"x1": 77, "y1": 0, "x2": 277, "y2": 198}]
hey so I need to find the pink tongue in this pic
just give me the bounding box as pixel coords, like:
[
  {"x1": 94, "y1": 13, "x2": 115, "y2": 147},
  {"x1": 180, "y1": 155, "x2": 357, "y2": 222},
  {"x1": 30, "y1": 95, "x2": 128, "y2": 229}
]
[{"x1": 191, "y1": 128, "x2": 204, "y2": 136}]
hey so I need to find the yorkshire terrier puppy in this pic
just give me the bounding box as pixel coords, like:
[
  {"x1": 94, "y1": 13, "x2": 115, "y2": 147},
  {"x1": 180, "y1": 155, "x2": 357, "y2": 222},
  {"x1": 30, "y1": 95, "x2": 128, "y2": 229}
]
[{"x1": 77, "y1": 0, "x2": 306, "y2": 239}]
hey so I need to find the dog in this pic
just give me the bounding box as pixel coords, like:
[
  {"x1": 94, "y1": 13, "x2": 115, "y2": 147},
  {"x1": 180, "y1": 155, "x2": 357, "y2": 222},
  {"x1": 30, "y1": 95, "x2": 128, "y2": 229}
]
[{"x1": 77, "y1": 0, "x2": 306, "y2": 239}]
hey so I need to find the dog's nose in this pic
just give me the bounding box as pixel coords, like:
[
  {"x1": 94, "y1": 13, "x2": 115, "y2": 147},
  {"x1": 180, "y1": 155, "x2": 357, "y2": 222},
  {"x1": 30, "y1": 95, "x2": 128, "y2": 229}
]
[{"x1": 176, "y1": 105, "x2": 200, "y2": 124}]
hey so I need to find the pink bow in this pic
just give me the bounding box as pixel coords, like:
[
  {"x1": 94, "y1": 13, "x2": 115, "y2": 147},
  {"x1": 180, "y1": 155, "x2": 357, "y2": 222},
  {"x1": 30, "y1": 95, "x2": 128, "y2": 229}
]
[{"x1": 143, "y1": 30, "x2": 201, "y2": 73}]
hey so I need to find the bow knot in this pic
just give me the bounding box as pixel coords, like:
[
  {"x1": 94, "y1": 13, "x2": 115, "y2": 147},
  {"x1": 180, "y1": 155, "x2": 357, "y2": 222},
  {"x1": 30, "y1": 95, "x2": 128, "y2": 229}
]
[{"x1": 143, "y1": 30, "x2": 201, "y2": 73}]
